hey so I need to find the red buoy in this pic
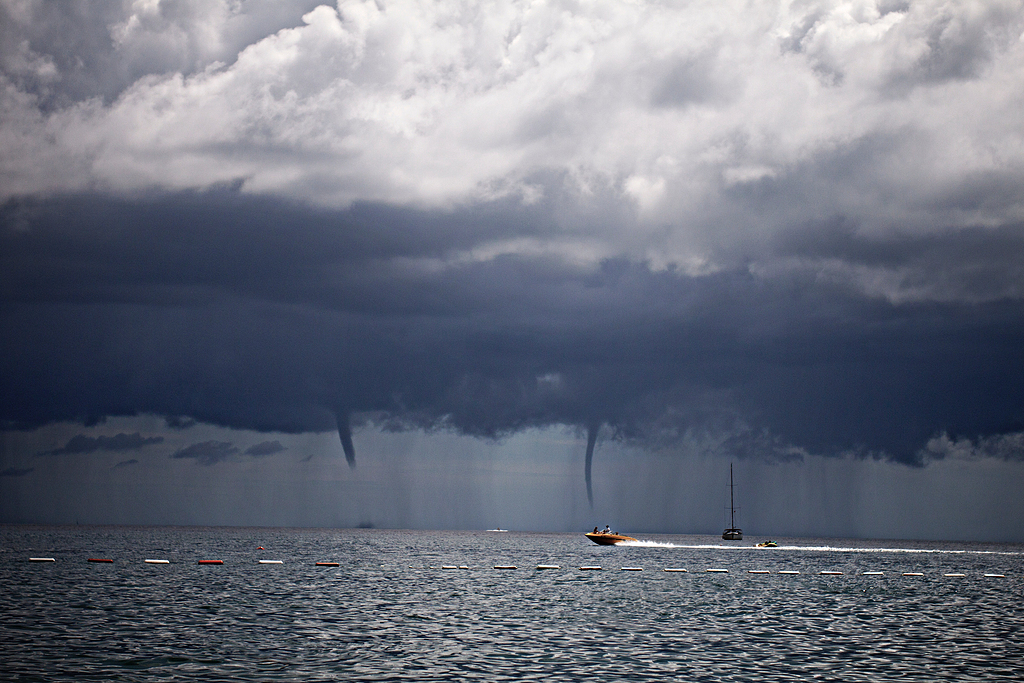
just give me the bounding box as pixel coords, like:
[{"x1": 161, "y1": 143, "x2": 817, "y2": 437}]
[
  {"x1": 87, "y1": 558, "x2": 113, "y2": 563},
  {"x1": 198, "y1": 559, "x2": 224, "y2": 565}
]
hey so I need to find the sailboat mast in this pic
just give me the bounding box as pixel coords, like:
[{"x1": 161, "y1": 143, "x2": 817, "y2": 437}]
[
  {"x1": 729, "y1": 463, "x2": 735, "y2": 528},
  {"x1": 722, "y1": 463, "x2": 742, "y2": 540}
]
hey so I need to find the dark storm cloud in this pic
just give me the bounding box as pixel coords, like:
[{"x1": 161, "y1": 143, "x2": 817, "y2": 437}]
[
  {"x1": 38, "y1": 432, "x2": 165, "y2": 456},
  {"x1": 0, "y1": 466, "x2": 33, "y2": 477},
  {"x1": 245, "y1": 440, "x2": 287, "y2": 457},
  {"x1": 1, "y1": 1, "x2": 1023, "y2": 474},
  {"x1": 172, "y1": 440, "x2": 239, "y2": 465},
  {"x1": 2, "y1": 191, "x2": 1023, "y2": 467},
  {"x1": 165, "y1": 416, "x2": 197, "y2": 430}
]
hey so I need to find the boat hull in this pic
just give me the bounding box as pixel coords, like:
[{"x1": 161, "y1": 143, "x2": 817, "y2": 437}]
[
  {"x1": 722, "y1": 529, "x2": 743, "y2": 540},
  {"x1": 585, "y1": 533, "x2": 637, "y2": 545}
]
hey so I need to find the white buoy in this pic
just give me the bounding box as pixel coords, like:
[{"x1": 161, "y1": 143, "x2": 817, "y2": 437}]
[
  {"x1": 29, "y1": 557, "x2": 55, "y2": 562},
  {"x1": 258, "y1": 560, "x2": 283, "y2": 564},
  {"x1": 706, "y1": 568, "x2": 728, "y2": 573},
  {"x1": 663, "y1": 568, "x2": 688, "y2": 572},
  {"x1": 819, "y1": 571, "x2": 843, "y2": 575},
  {"x1": 863, "y1": 571, "x2": 884, "y2": 576},
  {"x1": 748, "y1": 570, "x2": 770, "y2": 574},
  {"x1": 778, "y1": 570, "x2": 799, "y2": 575},
  {"x1": 902, "y1": 572, "x2": 924, "y2": 576},
  {"x1": 944, "y1": 573, "x2": 966, "y2": 577},
  {"x1": 984, "y1": 573, "x2": 1005, "y2": 578},
  {"x1": 493, "y1": 565, "x2": 517, "y2": 570},
  {"x1": 144, "y1": 559, "x2": 169, "y2": 564},
  {"x1": 536, "y1": 565, "x2": 560, "y2": 570},
  {"x1": 620, "y1": 567, "x2": 643, "y2": 571},
  {"x1": 441, "y1": 565, "x2": 458, "y2": 569},
  {"x1": 579, "y1": 566, "x2": 602, "y2": 571}
]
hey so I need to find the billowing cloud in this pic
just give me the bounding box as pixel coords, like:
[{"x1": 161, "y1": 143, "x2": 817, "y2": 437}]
[
  {"x1": 921, "y1": 431, "x2": 1024, "y2": 463},
  {"x1": 4, "y1": 191, "x2": 1022, "y2": 467},
  {"x1": 171, "y1": 440, "x2": 240, "y2": 465},
  {"x1": 38, "y1": 433, "x2": 165, "y2": 456},
  {"x1": 244, "y1": 440, "x2": 287, "y2": 456},
  {"x1": 2, "y1": 0, "x2": 1023, "y2": 475},
  {"x1": 165, "y1": 415, "x2": 197, "y2": 430},
  {"x1": 0, "y1": 466, "x2": 33, "y2": 477},
  {"x1": 3, "y1": 2, "x2": 1022, "y2": 244}
]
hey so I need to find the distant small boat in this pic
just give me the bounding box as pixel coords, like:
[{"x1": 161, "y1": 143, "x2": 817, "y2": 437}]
[
  {"x1": 722, "y1": 463, "x2": 742, "y2": 541},
  {"x1": 585, "y1": 532, "x2": 637, "y2": 545},
  {"x1": 487, "y1": 528, "x2": 509, "y2": 532},
  {"x1": 755, "y1": 541, "x2": 777, "y2": 548}
]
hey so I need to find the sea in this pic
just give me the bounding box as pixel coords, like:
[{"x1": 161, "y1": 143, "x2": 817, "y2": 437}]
[{"x1": 1, "y1": 526, "x2": 1022, "y2": 682}]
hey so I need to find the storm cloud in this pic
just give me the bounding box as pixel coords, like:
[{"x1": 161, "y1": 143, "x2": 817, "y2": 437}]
[
  {"x1": 38, "y1": 432, "x2": 165, "y2": 456},
  {"x1": 0, "y1": 466, "x2": 34, "y2": 477},
  {"x1": 2, "y1": 0, "x2": 1024, "y2": 486},
  {"x1": 4, "y1": 190, "x2": 1022, "y2": 467},
  {"x1": 171, "y1": 440, "x2": 240, "y2": 465},
  {"x1": 245, "y1": 440, "x2": 287, "y2": 457}
]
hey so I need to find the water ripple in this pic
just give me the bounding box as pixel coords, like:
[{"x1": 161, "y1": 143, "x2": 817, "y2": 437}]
[{"x1": 1, "y1": 527, "x2": 1022, "y2": 681}]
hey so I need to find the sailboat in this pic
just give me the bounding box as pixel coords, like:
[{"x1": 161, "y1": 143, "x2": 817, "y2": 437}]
[{"x1": 722, "y1": 463, "x2": 742, "y2": 540}]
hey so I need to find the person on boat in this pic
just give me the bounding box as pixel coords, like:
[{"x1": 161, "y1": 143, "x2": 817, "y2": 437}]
[
  {"x1": 603, "y1": 525, "x2": 611, "y2": 534},
  {"x1": 593, "y1": 527, "x2": 599, "y2": 534}
]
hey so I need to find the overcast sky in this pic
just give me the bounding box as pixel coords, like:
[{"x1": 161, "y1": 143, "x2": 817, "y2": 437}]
[{"x1": 2, "y1": 0, "x2": 1024, "y2": 541}]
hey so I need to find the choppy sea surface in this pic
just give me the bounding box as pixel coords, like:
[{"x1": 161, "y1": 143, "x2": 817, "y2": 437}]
[{"x1": 2, "y1": 526, "x2": 1022, "y2": 681}]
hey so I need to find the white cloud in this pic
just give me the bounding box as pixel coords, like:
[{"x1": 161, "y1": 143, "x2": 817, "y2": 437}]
[
  {"x1": 2, "y1": 0, "x2": 1023, "y2": 284},
  {"x1": 922, "y1": 430, "x2": 1024, "y2": 462}
]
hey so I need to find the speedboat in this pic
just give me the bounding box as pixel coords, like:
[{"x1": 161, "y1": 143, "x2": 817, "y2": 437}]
[
  {"x1": 585, "y1": 532, "x2": 637, "y2": 545},
  {"x1": 755, "y1": 540, "x2": 778, "y2": 548}
]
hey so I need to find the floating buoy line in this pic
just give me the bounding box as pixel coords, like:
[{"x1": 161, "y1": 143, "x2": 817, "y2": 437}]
[{"x1": 23, "y1": 556, "x2": 1014, "y2": 579}]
